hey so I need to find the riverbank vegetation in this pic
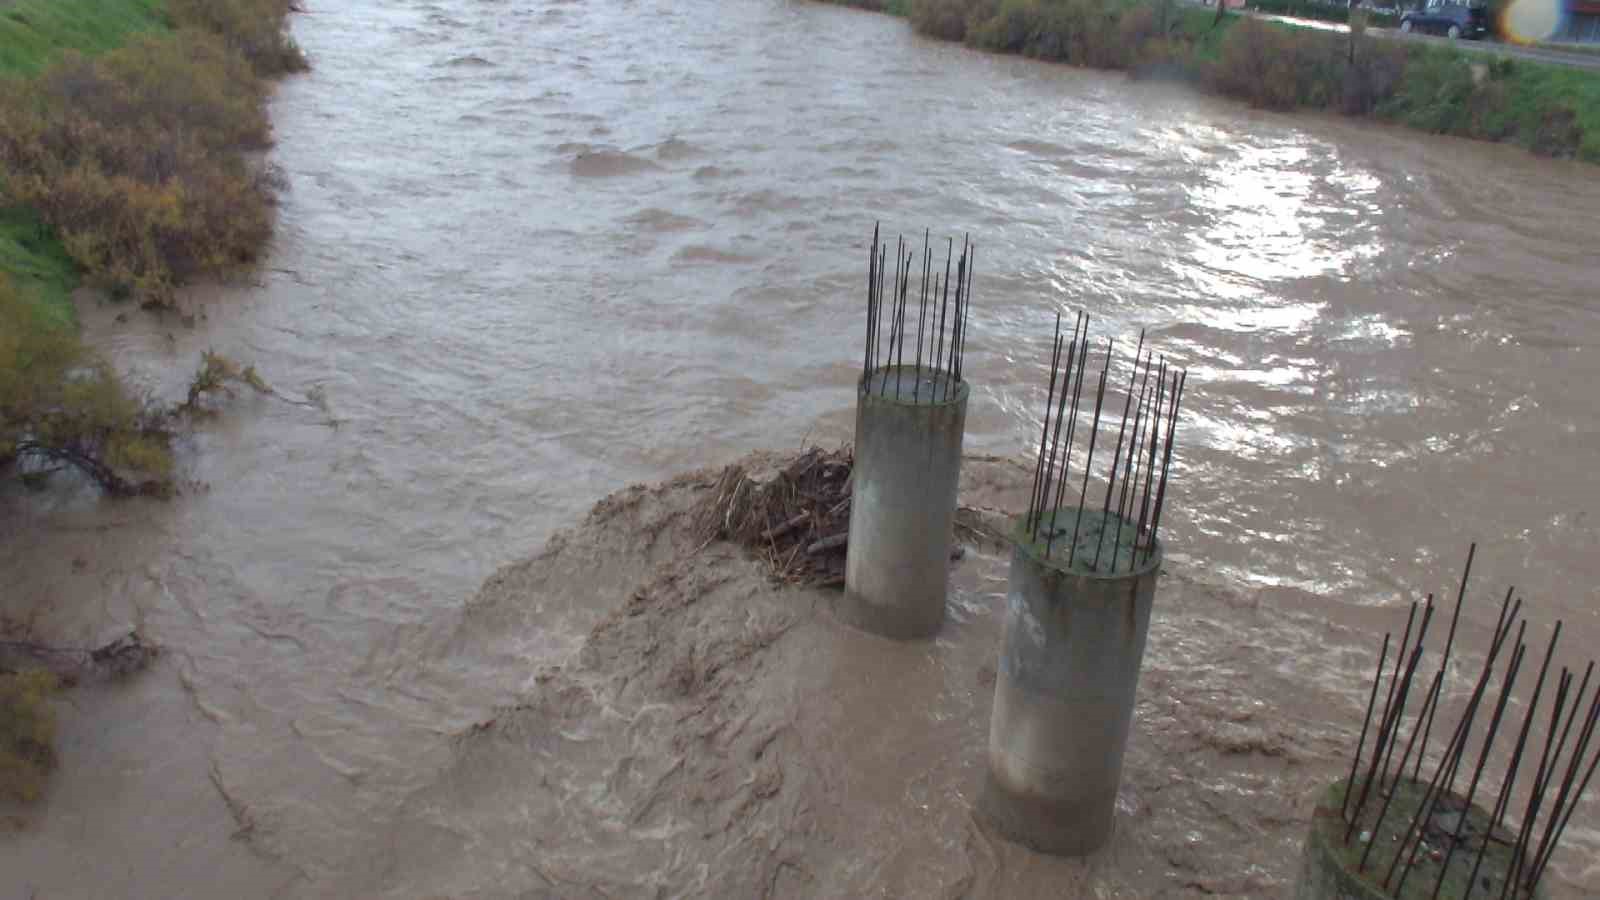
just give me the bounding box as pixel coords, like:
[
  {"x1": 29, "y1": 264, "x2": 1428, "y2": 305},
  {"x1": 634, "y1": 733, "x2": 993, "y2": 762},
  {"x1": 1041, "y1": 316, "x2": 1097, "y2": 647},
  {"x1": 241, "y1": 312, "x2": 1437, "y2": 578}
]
[
  {"x1": 0, "y1": 0, "x2": 305, "y2": 311},
  {"x1": 828, "y1": 0, "x2": 1600, "y2": 162},
  {"x1": 0, "y1": 0, "x2": 306, "y2": 499},
  {"x1": 0, "y1": 275, "x2": 175, "y2": 495},
  {"x1": 0, "y1": 669, "x2": 57, "y2": 802}
]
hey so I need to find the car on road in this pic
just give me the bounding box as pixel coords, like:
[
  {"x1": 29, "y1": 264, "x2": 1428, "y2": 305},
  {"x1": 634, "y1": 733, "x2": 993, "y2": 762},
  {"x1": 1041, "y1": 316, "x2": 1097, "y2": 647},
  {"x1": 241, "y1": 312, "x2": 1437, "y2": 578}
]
[{"x1": 1398, "y1": 0, "x2": 1491, "y2": 38}]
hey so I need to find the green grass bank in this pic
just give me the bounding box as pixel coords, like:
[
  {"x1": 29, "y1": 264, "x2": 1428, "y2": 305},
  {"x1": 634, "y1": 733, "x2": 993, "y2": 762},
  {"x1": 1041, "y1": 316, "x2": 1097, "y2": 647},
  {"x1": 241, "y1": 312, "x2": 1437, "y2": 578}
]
[
  {"x1": 825, "y1": 0, "x2": 1600, "y2": 164},
  {"x1": 1, "y1": 0, "x2": 305, "y2": 323},
  {"x1": 0, "y1": 0, "x2": 168, "y2": 327},
  {"x1": 1, "y1": 0, "x2": 305, "y2": 504}
]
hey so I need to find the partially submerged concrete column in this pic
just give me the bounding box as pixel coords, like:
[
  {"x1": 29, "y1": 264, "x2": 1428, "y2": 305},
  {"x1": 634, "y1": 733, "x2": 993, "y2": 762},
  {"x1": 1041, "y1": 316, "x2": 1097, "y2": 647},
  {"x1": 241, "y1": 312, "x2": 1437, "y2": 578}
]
[
  {"x1": 1294, "y1": 780, "x2": 1545, "y2": 900},
  {"x1": 978, "y1": 507, "x2": 1161, "y2": 856},
  {"x1": 838, "y1": 364, "x2": 969, "y2": 640}
]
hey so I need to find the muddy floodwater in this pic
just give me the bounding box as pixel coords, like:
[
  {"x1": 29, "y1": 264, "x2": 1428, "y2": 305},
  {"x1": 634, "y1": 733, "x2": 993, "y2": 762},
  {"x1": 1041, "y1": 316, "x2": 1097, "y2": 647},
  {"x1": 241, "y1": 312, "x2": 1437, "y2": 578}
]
[{"x1": 4, "y1": 0, "x2": 1600, "y2": 896}]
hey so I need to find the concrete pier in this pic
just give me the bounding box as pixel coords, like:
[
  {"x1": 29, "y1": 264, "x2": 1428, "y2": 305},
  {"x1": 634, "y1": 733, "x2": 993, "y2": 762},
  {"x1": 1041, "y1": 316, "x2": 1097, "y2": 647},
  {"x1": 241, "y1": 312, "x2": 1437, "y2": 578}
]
[
  {"x1": 1296, "y1": 779, "x2": 1545, "y2": 900},
  {"x1": 838, "y1": 365, "x2": 969, "y2": 640},
  {"x1": 978, "y1": 508, "x2": 1161, "y2": 855}
]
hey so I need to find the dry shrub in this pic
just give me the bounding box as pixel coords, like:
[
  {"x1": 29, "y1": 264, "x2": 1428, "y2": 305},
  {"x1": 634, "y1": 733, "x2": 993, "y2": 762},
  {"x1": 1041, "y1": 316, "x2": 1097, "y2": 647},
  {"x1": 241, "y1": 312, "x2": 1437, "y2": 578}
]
[
  {"x1": 0, "y1": 670, "x2": 58, "y2": 803},
  {"x1": 0, "y1": 274, "x2": 174, "y2": 493},
  {"x1": 167, "y1": 0, "x2": 309, "y2": 76},
  {"x1": 40, "y1": 32, "x2": 271, "y2": 154},
  {"x1": 962, "y1": 0, "x2": 1152, "y2": 69},
  {"x1": 0, "y1": 30, "x2": 277, "y2": 304},
  {"x1": 1531, "y1": 105, "x2": 1582, "y2": 158},
  {"x1": 968, "y1": 0, "x2": 1041, "y2": 53},
  {"x1": 1208, "y1": 17, "x2": 1310, "y2": 110},
  {"x1": 693, "y1": 447, "x2": 855, "y2": 587},
  {"x1": 1111, "y1": 4, "x2": 1162, "y2": 68},
  {"x1": 1341, "y1": 37, "x2": 1408, "y2": 115},
  {"x1": 910, "y1": 0, "x2": 998, "y2": 41}
]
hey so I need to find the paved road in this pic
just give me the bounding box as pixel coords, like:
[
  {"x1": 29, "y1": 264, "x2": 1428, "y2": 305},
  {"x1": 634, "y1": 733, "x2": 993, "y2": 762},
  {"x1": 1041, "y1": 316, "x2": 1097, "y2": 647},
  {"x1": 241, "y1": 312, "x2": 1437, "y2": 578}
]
[
  {"x1": 1375, "y1": 28, "x2": 1600, "y2": 71},
  {"x1": 1239, "y1": 7, "x2": 1600, "y2": 71}
]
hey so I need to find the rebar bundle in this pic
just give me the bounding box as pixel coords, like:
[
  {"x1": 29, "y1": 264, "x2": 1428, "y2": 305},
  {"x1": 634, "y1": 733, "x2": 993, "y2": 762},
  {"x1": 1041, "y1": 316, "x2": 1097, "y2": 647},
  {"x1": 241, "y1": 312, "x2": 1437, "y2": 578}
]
[
  {"x1": 1020, "y1": 312, "x2": 1186, "y2": 574},
  {"x1": 1337, "y1": 546, "x2": 1600, "y2": 899},
  {"x1": 860, "y1": 223, "x2": 974, "y2": 402}
]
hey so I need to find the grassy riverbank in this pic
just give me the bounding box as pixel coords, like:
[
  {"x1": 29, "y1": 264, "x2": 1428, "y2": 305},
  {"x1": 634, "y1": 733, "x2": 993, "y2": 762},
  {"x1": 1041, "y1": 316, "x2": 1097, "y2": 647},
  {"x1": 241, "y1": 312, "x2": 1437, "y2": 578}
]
[
  {"x1": 1, "y1": 0, "x2": 305, "y2": 502},
  {"x1": 0, "y1": 0, "x2": 167, "y2": 326},
  {"x1": 0, "y1": 0, "x2": 305, "y2": 318},
  {"x1": 828, "y1": 0, "x2": 1600, "y2": 163}
]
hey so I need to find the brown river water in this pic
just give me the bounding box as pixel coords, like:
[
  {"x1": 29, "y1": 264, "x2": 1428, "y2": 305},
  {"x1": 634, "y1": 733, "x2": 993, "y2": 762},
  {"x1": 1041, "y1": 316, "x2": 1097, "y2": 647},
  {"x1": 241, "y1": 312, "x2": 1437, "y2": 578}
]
[{"x1": 4, "y1": 0, "x2": 1600, "y2": 896}]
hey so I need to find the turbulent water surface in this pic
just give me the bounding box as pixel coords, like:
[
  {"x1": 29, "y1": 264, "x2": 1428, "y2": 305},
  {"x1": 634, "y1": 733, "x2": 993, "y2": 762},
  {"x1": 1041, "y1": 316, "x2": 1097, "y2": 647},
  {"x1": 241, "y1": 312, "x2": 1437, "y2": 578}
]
[{"x1": 4, "y1": 0, "x2": 1600, "y2": 896}]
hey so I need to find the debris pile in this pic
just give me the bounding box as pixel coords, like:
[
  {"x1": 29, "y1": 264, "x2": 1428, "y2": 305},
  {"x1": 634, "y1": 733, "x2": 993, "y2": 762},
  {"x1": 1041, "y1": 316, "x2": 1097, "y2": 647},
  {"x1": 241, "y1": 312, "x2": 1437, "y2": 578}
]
[{"x1": 693, "y1": 446, "x2": 854, "y2": 587}]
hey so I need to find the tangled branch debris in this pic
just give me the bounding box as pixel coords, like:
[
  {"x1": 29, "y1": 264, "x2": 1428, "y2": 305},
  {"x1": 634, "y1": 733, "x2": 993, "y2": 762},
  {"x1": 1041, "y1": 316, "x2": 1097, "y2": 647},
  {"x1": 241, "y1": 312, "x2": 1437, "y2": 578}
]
[
  {"x1": 693, "y1": 446, "x2": 854, "y2": 588},
  {"x1": 0, "y1": 632, "x2": 158, "y2": 684}
]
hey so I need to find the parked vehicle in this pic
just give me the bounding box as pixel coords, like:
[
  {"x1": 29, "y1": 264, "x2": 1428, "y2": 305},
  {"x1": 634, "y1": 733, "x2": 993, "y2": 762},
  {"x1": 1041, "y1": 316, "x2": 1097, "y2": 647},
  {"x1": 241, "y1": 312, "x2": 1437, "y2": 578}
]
[{"x1": 1398, "y1": 0, "x2": 1490, "y2": 38}]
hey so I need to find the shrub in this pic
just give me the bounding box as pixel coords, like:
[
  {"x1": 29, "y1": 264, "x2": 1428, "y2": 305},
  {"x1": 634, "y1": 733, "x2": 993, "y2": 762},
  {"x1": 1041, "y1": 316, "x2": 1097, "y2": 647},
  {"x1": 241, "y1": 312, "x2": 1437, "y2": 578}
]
[
  {"x1": 0, "y1": 29, "x2": 278, "y2": 305},
  {"x1": 969, "y1": 0, "x2": 1042, "y2": 53},
  {"x1": 41, "y1": 32, "x2": 272, "y2": 154},
  {"x1": 0, "y1": 274, "x2": 174, "y2": 492},
  {"x1": 1208, "y1": 17, "x2": 1305, "y2": 109},
  {"x1": 910, "y1": 0, "x2": 998, "y2": 41},
  {"x1": 960, "y1": 0, "x2": 1154, "y2": 67},
  {"x1": 1378, "y1": 46, "x2": 1478, "y2": 132},
  {"x1": 1341, "y1": 34, "x2": 1409, "y2": 114},
  {"x1": 0, "y1": 670, "x2": 58, "y2": 803},
  {"x1": 166, "y1": 0, "x2": 308, "y2": 76}
]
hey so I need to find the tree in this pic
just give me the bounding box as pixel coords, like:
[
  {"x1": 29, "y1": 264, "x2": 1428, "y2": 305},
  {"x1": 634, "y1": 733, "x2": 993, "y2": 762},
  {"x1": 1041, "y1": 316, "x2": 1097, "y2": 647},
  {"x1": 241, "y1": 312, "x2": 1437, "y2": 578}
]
[{"x1": 0, "y1": 275, "x2": 175, "y2": 494}]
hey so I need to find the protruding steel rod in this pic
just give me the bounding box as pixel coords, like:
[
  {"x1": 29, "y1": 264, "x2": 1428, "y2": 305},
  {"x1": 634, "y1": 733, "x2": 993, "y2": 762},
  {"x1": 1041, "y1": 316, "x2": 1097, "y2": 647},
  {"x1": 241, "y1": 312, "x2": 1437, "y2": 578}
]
[
  {"x1": 1428, "y1": 632, "x2": 1528, "y2": 900},
  {"x1": 915, "y1": 230, "x2": 930, "y2": 400},
  {"x1": 1027, "y1": 315, "x2": 1064, "y2": 534},
  {"x1": 1144, "y1": 368, "x2": 1185, "y2": 564},
  {"x1": 1464, "y1": 621, "x2": 1561, "y2": 899},
  {"x1": 1047, "y1": 321, "x2": 1091, "y2": 555},
  {"x1": 1389, "y1": 594, "x2": 1521, "y2": 893},
  {"x1": 870, "y1": 224, "x2": 883, "y2": 385},
  {"x1": 936, "y1": 239, "x2": 953, "y2": 399},
  {"x1": 1348, "y1": 633, "x2": 1428, "y2": 849},
  {"x1": 1527, "y1": 699, "x2": 1600, "y2": 894},
  {"x1": 1379, "y1": 599, "x2": 1425, "y2": 785},
  {"x1": 1134, "y1": 357, "x2": 1166, "y2": 557},
  {"x1": 1093, "y1": 332, "x2": 1144, "y2": 571},
  {"x1": 1503, "y1": 663, "x2": 1588, "y2": 900},
  {"x1": 1067, "y1": 341, "x2": 1112, "y2": 568},
  {"x1": 1359, "y1": 666, "x2": 1448, "y2": 873},
  {"x1": 1386, "y1": 594, "x2": 1439, "y2": 793},
  {"x1": 1417, "y1": 543, "x2": 1477, "y2": 780},
  {"x1": 1526, "y1": 675, "x2": 1600, "y2": 893},
  {"x1": 953, "y1": 238, "x2": 966, "y2": 377},
  {"x1": 1355, "y1": 637, "x2": 1434, "y2": 865},
  {"x1": 1344, "y1": 632, "x2": 1392, "y2": 827},
  {"x1": 1113, "y1": 347, "x2": 1152, "y2": 570},
  {"x1": 1036, "y1": 314, "x2": 1082, "y2": 549}
]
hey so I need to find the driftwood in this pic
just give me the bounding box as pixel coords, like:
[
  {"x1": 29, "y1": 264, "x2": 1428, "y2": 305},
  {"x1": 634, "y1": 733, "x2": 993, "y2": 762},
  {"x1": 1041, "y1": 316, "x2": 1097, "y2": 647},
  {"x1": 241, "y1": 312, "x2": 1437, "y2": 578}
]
[
  {"x1": 0, "y1": 632, "x2": 158, "y2": 685},
  {"x1": 805, "y1": 533, "x2": 849, "y2": 556},
  {"x1": 693, "y1": 447, "x2": 854, "y2": 587}
]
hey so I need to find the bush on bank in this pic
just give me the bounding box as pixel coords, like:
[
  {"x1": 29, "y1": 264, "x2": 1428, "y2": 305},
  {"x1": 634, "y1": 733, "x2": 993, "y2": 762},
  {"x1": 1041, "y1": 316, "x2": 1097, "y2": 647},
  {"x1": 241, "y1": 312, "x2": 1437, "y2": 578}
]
[
  {"x1": 0, "y1": 0, "x2": 305, "y2": 498},
  {"x1": 0, "y1": 274, "x2": 175, "y2": 494},
  {"x1": 0, "y1": 29, "x2": 279, "y2": 304},
  {"x1": 0, "y1": 669, "x2": 58, "y2": 803},
  {"x1": 829, "y1": 0, "x2": 1598, "y2": 162},
  {"x1": 0, "y1": 0, "x2": 302, "y2": 308}
]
